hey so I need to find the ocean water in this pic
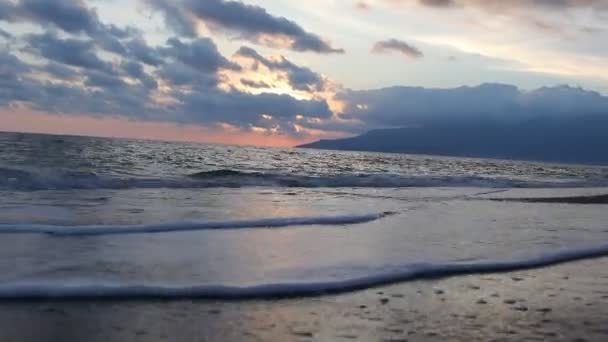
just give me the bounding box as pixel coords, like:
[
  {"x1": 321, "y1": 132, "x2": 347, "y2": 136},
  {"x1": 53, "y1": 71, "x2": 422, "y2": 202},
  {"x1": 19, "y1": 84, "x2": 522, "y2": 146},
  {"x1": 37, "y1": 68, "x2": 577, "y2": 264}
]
[{"x1": 1, "y1": 131, "x2": 608, "y2": 299}]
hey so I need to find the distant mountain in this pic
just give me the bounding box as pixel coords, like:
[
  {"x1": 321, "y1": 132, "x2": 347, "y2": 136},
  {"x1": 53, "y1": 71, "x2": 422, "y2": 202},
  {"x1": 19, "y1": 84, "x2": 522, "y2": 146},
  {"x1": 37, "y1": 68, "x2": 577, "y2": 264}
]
[
  {"x1": 298, "y1": 116, "x2": 608, "y2": 165},
  {"x1": 299, "y1": 84, "x2": 608, "y2": 165}
]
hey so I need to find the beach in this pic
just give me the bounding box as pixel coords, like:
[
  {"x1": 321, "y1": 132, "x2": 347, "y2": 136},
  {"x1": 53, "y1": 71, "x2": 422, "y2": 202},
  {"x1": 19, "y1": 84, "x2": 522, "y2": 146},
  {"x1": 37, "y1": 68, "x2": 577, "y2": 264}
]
[
  {"x1": 2, "y1": 133, "x2": 608, "y2": 341},
  {"x1": 0, "y1": 257, "x2": 606, "y2": 341}
]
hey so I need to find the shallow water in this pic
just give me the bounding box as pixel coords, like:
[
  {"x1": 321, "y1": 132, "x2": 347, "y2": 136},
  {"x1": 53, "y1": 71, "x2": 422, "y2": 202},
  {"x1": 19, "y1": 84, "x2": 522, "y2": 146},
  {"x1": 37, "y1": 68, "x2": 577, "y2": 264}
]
[{"x1": 1, "y1": 132, "x2": 608, "y2": 298}]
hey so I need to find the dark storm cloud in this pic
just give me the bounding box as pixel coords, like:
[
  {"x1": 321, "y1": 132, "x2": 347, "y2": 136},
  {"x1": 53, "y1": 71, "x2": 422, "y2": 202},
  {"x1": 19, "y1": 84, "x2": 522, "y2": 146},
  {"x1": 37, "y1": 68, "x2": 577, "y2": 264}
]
[
  {"x1": 18, "y1": 0, "x2": 100, "y2": 34},
  {"x1": 235, "y1": 46, "x2": 325, "y2": 92},
  {"x1": 25, "y1": 32, "x2": 113, "y2": 72},
  {"x1": 161, "y1": 37, "x2": 241, "y2": 73},
  {"x1": 0, "y1": 0, "x2": 108, "y2": 35},
  {"x1": 0, "y1": 0, "x2": 141, "y2": 56},
  {"x1": 84, "y1": 70, "x2": 128, "y2": 89},
  {"x1": 146, "y1": 0, "x2": 344, "y2": 53},
  {"x1": 156, "y1": 61, "x2": 220, "y2": 88},
  {"x1": 177, "y1": 89, "x2": 332, "y2": 126},
  {"x1": 124, "y1": 38, "x2": 164, "y2": 67},
  {"x1": 96, "y1": 34, "x2": 127, "y2": 54},
  {"x1": 371, "y1": 39, "x2": 423, "y2": 59},
  {"x1": 121, "y1": 60, "x2": 158, "y2": 90},
  {"x1": 1, "y1": 37, "x2": 333, "y2": 134},
  {"x1": 41, "y1": 62, "x2": 80, "y2": 80},
  {"x1": 0, "y1": 51, "x2": 31, "y2": 80},
  {"x1": 0, "y1": 0, "x2": 336, "y2": 137}
]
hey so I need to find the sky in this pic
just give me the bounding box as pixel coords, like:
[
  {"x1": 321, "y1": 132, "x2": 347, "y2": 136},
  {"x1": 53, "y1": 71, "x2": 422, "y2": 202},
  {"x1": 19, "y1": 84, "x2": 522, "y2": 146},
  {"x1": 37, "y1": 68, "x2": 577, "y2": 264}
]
[{"x1": 1, "y1": 0, "x2": 608, "y2": 146}]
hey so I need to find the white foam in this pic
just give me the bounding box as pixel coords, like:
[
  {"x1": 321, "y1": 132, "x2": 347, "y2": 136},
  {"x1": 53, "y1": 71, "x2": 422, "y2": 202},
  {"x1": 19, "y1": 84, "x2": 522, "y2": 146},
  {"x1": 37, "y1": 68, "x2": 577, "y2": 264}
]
[
  {"x1": 1, "y1": 243, "x2": 607, "y2": 300},
  {"x1": 0, "y1": 212, "x2": 390, "y2": 236}
]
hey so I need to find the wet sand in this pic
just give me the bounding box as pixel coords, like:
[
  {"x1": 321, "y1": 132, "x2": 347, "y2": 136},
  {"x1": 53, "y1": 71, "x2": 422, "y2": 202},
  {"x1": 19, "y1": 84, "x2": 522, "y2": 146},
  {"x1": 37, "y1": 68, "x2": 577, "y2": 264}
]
[{"x1": 0, "y1": 258, "x2": 607, "y2": 341}]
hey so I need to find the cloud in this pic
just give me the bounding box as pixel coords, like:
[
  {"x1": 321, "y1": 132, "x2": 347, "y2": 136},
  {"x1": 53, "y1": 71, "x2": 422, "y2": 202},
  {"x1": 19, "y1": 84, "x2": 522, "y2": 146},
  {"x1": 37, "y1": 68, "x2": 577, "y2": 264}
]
[
  {"x1": 355, "y1": 1, "x2": 371, "y2": 10},
  {"x1": 337, "y1": 83, "x2": 608, "y2": 129},
  {"x1": 161, "y1": 37, "x2": 241, "y2": 73},
  {"x1": 0, "y1": 27, "x2": 13, "y2": 39},
  {"x1": 124, "y1": 38, "x2": 164, "y2": 66},
  {"x1": 384, "y1": 0, "x2": 608, "y2": 37},
  {"x1": 156, "y1": 61, "x2": 220, "y2": 88},
  {"x1": 372, "y1": 39, "x2": 423, "y2": 59},
  {"x1": 0, "y1": 1, "x2": 17, "y2": 22},
  {"x1": 121, "y1": 60, "x2": 158, "y2": 89},
  {"x1": 146, "y1": 0, "x2": 344, "y2": 53},
  {"x1": 178, "y1": 90, "x2": 332, "y2": 127},
  {"x1": 144, "y1": 0, "x2": 197, "y2": 38},
  {"x1": 25, "y1": 32, "x2": 114, "y2": 73},
  {"x1": 418, "y1": 0, "x2": 455, "y2": 7},
  {"x1": 18, "y1": 0, "x2": 101, "y2": 34},
  {"x1": 84, "y1": 70, "x2": 128, "y2": 89},
  {"x1": 41, "y1": 62, "x2": 80, "y2": 80},
  {"x1": 413, "y1": 0, "x2": 608, "y2": 11},
  {"x1": 0, "y1": 51, "x2": 31, "y2": 80},
  {"x1": 0, "y1": 0, "x2": 143, "y2": 58},
  {"x1": 0, "y1": 23, "x2": 334, "y2": 139},
  {"x1": 240, "y1": 78, "x2": 271, "y2": 89},
  {"x1": 235, "y1": 46, "x2": 326, "y2": 92}
]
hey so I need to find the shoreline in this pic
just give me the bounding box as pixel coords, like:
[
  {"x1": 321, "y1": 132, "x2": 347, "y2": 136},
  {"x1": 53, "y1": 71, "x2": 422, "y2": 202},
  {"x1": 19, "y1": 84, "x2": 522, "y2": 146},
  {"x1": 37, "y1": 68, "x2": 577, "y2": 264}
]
[
  {"x1": 488, "y1": 193, "x2": 608, "y2": 204},
  {"x1": 0, "y1": 257, "x2": 607, "y2": 341},
  {"x1": 1, "y1": 242, "x2": 608, "y2": 301}
]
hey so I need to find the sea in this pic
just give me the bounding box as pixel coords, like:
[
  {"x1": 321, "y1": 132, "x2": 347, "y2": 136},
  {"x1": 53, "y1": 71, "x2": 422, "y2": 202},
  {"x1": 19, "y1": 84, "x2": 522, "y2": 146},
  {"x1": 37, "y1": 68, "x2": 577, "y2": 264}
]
[{"x1": 1, "y1": 131, "x2": 608, "y2": 299}]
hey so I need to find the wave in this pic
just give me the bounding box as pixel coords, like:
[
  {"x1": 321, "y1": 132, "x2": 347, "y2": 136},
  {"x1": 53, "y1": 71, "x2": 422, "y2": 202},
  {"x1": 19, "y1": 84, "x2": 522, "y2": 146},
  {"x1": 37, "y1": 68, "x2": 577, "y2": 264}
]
[
  {"x1": 488, "y1": 194, "x2": 608, "y2": 204},
  {"x1": 0, "y1": 212, "x2": 391, "y2": 236},
  {"x1": 1, "y1": 166, "x2": 604, "y2": 191},
  {"x1": 1, "y1": 243, "x2": 607, "y2": 300}
]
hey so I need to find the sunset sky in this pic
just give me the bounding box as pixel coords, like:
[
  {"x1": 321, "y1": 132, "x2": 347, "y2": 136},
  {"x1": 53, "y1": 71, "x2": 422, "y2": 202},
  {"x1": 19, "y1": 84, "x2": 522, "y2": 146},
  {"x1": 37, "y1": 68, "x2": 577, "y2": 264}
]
[{"x1": 1, "y1": 0, "x2": 608, "y2": 146}]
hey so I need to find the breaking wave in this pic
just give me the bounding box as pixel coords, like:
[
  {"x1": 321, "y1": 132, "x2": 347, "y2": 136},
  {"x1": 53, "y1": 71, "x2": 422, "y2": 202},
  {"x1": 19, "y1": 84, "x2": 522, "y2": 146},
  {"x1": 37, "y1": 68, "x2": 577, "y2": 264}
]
[
  {"x1": 0, "y1": 212, "x2": 391, "y2": 236},
  {"x1": 1, "y1": 166, "x2": 604, "y2": 191},
  {"x1": 1, "y1": 243, "x2": 608, "y2": 300}
]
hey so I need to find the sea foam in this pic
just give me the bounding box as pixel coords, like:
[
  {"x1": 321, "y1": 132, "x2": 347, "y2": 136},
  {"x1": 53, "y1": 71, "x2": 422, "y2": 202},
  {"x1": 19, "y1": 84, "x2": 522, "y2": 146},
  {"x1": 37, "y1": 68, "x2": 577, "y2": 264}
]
[
  {"x1": 0, "y1": 243, "x2": 607, "y2": 300},
  {"x1": 0, "y1": 212, "x2": 391, "y2": 236}
]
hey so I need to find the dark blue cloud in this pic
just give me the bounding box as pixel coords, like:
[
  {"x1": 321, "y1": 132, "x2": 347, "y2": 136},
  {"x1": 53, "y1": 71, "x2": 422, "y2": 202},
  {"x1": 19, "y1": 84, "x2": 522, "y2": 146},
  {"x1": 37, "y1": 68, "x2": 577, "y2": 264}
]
[
  {"x1": 84, "y1": 70, "x2": 128, "y2": 89},
  {"x1": 1, "y1": 36, "x2": 333, "y2": 136},
  {"x1": 0, "y1": 51, "x2": 31, "y2": 80},
  {"x1": 25, "y1": 32, "x2": 113, "y2": 72},
  {"x1": 41, "y1": 62, "x2": 80, "y2": 80},
  {"x1": 121, "y1": 60, "x2": 157, "y2": 89},
  {"x1": 0, "y1": 0, "x2": 141, "y2": 57},
  {"x1": 162, "y1": 37, "x2": 241, "y2": 72},
  {"x1": 337, "y1": 83, "x2": 608, "y2": 128},
  {"x1": 146, "y1": 0, "x2": 344, "y2": 54},
  {"x1": 372, "y1": 39, "x2": 423, "y2": 59},
  {"x1": 0, "y1": 1, "x2": 335, "y2": 136},
  {"x1": 178, "y1": 89, "x2": 332, "y2": 125},
  {"x1": 123, "y1": 38, "x2": 164, "y2": 67},
  {"x1": 19, "y1": 0, "x2": 100, "y2": 34},
  {"x1": 236, "y1": 46, "x2": 325, "y2": 92},
  {"x1": 0, "y1": 0, "x2": 19, "y2": 22}
]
